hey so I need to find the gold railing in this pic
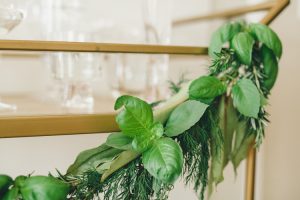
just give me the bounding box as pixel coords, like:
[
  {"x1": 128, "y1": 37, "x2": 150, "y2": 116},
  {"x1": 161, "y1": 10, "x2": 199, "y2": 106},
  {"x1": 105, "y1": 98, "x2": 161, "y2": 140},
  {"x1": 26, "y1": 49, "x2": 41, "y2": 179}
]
[{"x1": 0, "y1": 1, "x2": 290, "y2": 200}]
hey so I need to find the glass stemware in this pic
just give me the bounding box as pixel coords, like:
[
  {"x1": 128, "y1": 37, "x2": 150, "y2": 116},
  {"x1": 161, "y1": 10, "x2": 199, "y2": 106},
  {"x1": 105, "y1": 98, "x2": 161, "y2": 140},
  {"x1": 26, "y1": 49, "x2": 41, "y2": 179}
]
[
  {"x1": 47, "y1": 32, "x2": 100, "y2": 111},
  {"x1": 0, "y1": 3, "x2": 24, "y2": 111},
  {"x1": 142, "y1": 0, "x2": 173, "y2": 101}
]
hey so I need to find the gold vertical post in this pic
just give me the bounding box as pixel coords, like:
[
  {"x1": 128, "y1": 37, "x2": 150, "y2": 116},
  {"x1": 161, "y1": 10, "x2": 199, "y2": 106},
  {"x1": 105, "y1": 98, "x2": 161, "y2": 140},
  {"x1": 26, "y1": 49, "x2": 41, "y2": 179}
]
[
  {"x1": 245, "y1": 147, "x2": 256, "y2": 200},
  {"x1": 245, "y1": 1, "x2": 290, "y2": 200}
]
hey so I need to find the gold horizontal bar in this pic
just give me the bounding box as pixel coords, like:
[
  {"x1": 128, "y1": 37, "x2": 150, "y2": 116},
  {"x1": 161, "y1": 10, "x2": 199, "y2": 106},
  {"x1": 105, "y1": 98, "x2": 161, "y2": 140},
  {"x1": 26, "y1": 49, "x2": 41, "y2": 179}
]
[
  {"x1": 173, "y1": 1, "x2": 275, "y2": 26},
  {"x1": 0, "y1": 40, "x2": 208, "y2": 55},
  {"x1": 0, "y1": 114, "x2": 119, "y2": 138}
]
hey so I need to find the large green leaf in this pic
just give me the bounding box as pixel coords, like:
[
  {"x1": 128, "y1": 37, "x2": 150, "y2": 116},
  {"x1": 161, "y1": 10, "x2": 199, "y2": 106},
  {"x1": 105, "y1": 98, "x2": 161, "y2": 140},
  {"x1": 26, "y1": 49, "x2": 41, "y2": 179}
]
[
  {"x1": 2, "y1": 187, "x2": 19, "y2": 200},
  {"x1": 67, "y1": 144, "x2": 122, "y2": 175},
  {"x1": 165, "y1": 100, "x2": 208, "y2": 137},
  {"x1": 115, "y1": 95, "x2": 153, "y2": 137},
  {"x1": 208, "y1": 125, "x2": 225, "y2": 196},
  {"x1": 231, "y1": 121, "x2": 248, "y2": 171},
  {"x1": 142, "y1": 138, "x2": 183, "y2": 184},
  {"x1": 189, "y1": 76, "x2": 226, "y2": 104},
  {"x1": 0, "y1": 175, "x2": 13, "y2": 197},
  {"x1": 209, "y1": 22, "x2": 242, "y2": 58},
  {"x1": 20, "y1": 176, "x2": 69, "y2": 200},
  {"x1": 131, "y1": 122, "x2": 164, "y2": 152},
  {"x1": 231, "y1": 32, "x2": 255, "y2": 65},
  {"x1": 232, "y1": 79, "x2": 260, "y2": 118},
  {"x1": 232, "y1": 134, "x2": 255, "y2": 171},
  {"x1": 115, "y1": 95, "x2": 163, "y2": 152},
  {"x1": 249, "y1": 23, "x2": 282, "y2": 58},
  {"x1": 261, "y1": 45, "x2": 279, "y2": 90},
  {"x1": 106, "y1": 132, "x2": 133, "y2": 150},
  {"x1": 218, "y1": 96, "x2": 238, "y2": 168}
]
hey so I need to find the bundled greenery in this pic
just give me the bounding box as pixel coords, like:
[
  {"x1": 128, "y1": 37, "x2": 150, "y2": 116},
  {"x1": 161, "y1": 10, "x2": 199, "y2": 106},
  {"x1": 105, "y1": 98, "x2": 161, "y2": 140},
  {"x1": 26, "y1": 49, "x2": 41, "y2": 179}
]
[{"x1": 0, "y1": 21, "x2": 282, "y2": 200}]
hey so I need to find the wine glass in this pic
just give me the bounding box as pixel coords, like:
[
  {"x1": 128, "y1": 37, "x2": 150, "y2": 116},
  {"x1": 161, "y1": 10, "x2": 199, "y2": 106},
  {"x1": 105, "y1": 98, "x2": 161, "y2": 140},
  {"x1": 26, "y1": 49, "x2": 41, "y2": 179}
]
[{"x1": 0, "y1": 2, "x2": 24, "y2": 111}]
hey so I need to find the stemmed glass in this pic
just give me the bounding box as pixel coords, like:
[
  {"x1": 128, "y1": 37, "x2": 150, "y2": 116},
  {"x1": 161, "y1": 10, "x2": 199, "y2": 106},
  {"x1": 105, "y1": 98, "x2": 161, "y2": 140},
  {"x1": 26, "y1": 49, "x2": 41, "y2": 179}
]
[{"x1": 0, "y1": 2, "x2": 24, "y2": 111}]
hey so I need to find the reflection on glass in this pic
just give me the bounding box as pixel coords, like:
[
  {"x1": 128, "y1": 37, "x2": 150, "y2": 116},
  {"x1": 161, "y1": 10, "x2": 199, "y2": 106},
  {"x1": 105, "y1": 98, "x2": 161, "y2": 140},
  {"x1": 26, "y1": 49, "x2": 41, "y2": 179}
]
[
  {"x1": 98, "y1": 25, "x2": 150, "y2": 99},
  {"x1": 142, "y1": 0, "x2": 173, "y2": 102},
  {"x1": 48, "y1": 32, "x2": 100, "y2": 110},
  {"x1": 0, "y1": 3, "x2": 24, "y2": 111}
]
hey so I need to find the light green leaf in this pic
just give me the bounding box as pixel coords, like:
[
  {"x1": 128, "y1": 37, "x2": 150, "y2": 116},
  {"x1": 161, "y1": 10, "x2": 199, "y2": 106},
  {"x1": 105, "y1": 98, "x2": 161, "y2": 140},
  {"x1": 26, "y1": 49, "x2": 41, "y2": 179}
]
[
  {"x1": 142, "y1": 138, "x2": 183, "y2": 184},
  {"x1": 20, "y1": 176, "x2": 70, "y2": 200},
  {"x1": 2, "y1": 187, "x2": 19, "y2": 200},
  {"x1": 218, "y1": 97, "x2": 238, "y2": 168},
  {"x1": 232, "y1": 79, "x2": 260, "y2": 118},
  {"x1": 232, "y1": 134, "x2": 255, "y2": 171},
  {"x1": 165, "y1": 100, "x2": 208, "y2": 137},
  {"x1": 261, "y1": 45, "x2": 279, "y2": 90},
  {"x1": 115, "y1": 95, "x2": 153, "y2": 137},
  {"x1": 115, "y1": 95, "x2": 163, "y2": 152},
  {"x1": 132, "y1": 122, "x2": 164, "y2": 152},
  {"x1": 189, "y1": 76, "x2": 226, "y2": 104},
  {"x1": 101, "y1": 150, "x2": 140, "y2": 182},
  {"x1": 231, "y1": 32, "x2": 255, "y2": 65},
  {"x1": 67, "y1": 144, "x2": 122, "y2": 175},
  {"x1": 106, "y1": 132, "x2": 133, "y2": 150},
  {"x1": 209, "y1": 22, "x2": 242, "y2": 58},
  {"x1": 0, "y1": 175, "x2": 13, "y2": 197},
  {"x1": 249, "y1": 23, "x2": 282, "y2": 58},
  {"x1": 231, "y1": 121, "x2": 248, "y2": 171}
]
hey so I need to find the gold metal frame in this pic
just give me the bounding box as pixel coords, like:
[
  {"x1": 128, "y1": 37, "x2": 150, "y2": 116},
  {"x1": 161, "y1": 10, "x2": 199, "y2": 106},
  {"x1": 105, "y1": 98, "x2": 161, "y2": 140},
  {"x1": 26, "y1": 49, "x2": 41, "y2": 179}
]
[{"x1": 0, "y1": 1, "x2": 290, "y2": 200}]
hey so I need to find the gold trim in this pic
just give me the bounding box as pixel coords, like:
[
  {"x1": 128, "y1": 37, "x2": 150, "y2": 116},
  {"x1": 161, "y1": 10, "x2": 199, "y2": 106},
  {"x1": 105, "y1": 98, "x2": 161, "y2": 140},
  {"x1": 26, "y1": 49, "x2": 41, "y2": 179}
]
[
  {"x1": 245, "y1": 147, "x2": 256, "y2": 200},
  {"x1": 173, "y1": 1, "x2": 275, "y2": 26},
  {"x1": 0, "y1": 114, "x2": 119, "y2": 138},
  {"x1": 244, "y1": 2, "x2": 290, "y2": 200},
  {"x1": 261, "y1": 0, "x2": 290, "y2": 25},
  {"x1": 0, "y1": 40, "x2": 208, "y2": 55}
]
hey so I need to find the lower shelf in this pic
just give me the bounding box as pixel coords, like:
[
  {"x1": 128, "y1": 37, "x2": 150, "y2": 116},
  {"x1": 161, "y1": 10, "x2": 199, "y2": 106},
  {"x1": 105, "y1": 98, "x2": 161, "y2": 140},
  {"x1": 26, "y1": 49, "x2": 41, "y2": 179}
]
[{"x1": 0, "y1": 95, "x2": 119, "y2": 138}]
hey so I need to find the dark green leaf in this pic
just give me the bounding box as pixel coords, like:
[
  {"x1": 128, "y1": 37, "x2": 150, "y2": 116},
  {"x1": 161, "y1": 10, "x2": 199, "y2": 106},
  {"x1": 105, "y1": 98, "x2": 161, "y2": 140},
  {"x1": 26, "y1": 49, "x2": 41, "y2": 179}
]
[
  {"x1": 249, "y1": 23, "x2": 282, "y2": 58},
  {"x1": 209, "y1": 22, "x2": 242, "y2": 58},
  {"x1": 0, "y1": 175, "x2": 13, "y2": 197},
  {"x1": 115, "y1": 95, "x2": 163, "y2": 152},
  {"x1": 106, "y1": 132, "x2": 133, "y2": 150},
  {"x1": 67, "y1": 144, "x2": 122, "y2": 175},
  {"x1": 261, "y1": 45, "x2": 279, "y2": 90},
  {"x1": 20, "y1": 176, "x2": 69, "y2": 200},
  {"x1": 165, "y1": 100, "x2": 208, "y2": 137},
  {"x1": 231, "y1": 32, "x2": 255, "y2": 65},
  {"x1": 232, "y1": 79, "x2": 260, "y2": 118},
  {"x1": 2, "y1": 187, "x2": 19, "y2": 200},
  {"x1": 142, "y1": 138, "x2": 183, "y2": 184},
  {"x1": 189, "y1": 76, "x2": 226, "y2": 104}
]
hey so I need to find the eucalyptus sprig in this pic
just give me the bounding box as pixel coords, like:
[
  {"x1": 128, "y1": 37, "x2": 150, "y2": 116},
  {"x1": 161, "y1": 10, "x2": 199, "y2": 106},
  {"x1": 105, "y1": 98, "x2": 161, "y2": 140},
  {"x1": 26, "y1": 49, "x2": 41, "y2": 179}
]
[{"x1": 0, "y1": 21, "x2": 282, "y2": 200}]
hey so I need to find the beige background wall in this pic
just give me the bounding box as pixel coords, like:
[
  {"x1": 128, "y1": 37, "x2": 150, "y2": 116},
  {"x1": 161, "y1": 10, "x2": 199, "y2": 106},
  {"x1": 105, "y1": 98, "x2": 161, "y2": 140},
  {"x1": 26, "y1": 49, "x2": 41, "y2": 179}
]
[{"x1": 0, "y1": 0, "x2": 299, "y2": 200}]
